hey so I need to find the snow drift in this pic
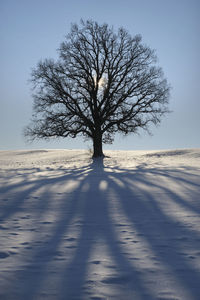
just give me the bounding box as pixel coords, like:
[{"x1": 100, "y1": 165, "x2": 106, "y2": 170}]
[{"x1": 0, "y1": 149, "x2": 200, "y2": 299}]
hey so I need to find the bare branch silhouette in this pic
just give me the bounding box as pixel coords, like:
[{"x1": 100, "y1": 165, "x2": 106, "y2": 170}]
[{"x1": 25, "y1": 20, "x2": 170, "y2": 157}]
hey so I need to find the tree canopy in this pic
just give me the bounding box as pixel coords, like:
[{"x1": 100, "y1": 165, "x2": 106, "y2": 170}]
[{"x1": 25, "y1": 20, "x2": 170, "y2": 157}]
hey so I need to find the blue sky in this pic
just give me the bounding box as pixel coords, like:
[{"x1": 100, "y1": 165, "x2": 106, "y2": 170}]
[{"x1": 0, "y1": 0, "x2": 199, "y2": 150}]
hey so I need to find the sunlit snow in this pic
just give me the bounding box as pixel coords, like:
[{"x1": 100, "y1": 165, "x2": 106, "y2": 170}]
[{"x1": 0, "y1": 149, "x2": 200, "y2": 299}]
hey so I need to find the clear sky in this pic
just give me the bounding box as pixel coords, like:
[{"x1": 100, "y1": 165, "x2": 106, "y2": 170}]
[{"x1": 1, "y1": 0, "x2": 199, "y2": 151}]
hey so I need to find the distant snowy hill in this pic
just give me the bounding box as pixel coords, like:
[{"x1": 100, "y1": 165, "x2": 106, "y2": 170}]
[{"x1": 0, "y1": 149, "x2": 200, "y2": 299}]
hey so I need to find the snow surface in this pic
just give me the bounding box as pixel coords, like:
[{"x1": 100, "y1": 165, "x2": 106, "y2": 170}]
[{"x1": 0, "y1": 148, "x2": 200, "y2": 300}]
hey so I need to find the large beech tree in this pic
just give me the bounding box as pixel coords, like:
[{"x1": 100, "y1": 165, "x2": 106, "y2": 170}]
[{"x1": 25, "y1": 20, "x2": 170, "y2": 157}]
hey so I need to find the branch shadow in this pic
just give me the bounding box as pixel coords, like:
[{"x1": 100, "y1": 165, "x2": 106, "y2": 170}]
[{"x1": 0, "y1": 157, "x2": 200, "y2": 299}]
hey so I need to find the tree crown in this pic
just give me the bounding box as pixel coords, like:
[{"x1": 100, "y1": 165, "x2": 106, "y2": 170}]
[{"x1": 25, "y1": 20, "x2": 170, "y2": 156}]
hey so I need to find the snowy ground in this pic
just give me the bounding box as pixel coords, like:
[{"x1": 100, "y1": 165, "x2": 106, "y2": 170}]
[{"x1": 0, "y1": 148, "x2": 200, "y2": 300}]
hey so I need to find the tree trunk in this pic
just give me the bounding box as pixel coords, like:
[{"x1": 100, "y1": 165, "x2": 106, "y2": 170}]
[{"x1": 92, "y1": 131, "x2": 104, "y2": 158}]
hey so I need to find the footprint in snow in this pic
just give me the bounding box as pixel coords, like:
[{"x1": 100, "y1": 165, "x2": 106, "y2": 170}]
[
  {"x1": 117, "y1": 241, "x2": 126, "y2": 245},
  {"x1": 21, "y1": 215, "x2": 31, "y2": 219},
  {"x1": 65, "y1": 237, "x2": 76, "y2": 242},
  {"x1": 188, "y1": 255, "x2": 196, "y2": 259},
  {"x1": 0, "y1": 252, "x2": 10, "y2": 259},
  {"x1": 102, "y1": 274, "x2": 132, "y2": 284},
  {"x1": 0, "y1": 251, "x2": 16, "y2": 259},
  {"x1": 42, "y1": 221, "x2": 52, "y2": 225},
  {"x1": 106, "y1": 265, "x2": 116, "y2": 269},
  {"x1": 0, "y1": 225, "x2": 8, "y2": 230},
  {"x1": 91, "y1": 260, "x2": 101, "y2": 265},
  {"x1": 21, "y1": 242, "x2": 29, "y2": 245}
]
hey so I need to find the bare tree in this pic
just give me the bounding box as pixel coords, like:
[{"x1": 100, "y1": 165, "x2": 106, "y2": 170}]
[{"x1": 25, "y1": 20, "x2": 170, "y2": 157}]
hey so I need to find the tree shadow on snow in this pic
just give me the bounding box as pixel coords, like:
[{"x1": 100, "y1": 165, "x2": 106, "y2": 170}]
[{"x1": 0, "y1": 157, "x2": 200, "y2": 299}]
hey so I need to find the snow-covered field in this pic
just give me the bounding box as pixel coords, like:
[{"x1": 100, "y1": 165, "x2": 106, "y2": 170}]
[{"x1": 0, "y1": 148, "x2": 200, "y2": 300}]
